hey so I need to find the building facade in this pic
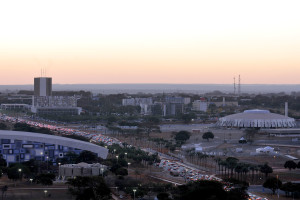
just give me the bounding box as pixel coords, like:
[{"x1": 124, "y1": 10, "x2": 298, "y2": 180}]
[
  {"x1": 59, "y1": 162, "x2": 107, "y2": 179},
  {"x1": 0, "y1": 131, "x2": 108, "y2": 166},
  {"x1": 34, "y1": 77, "x2": 52, "y2": 96},
  {"x1": 192, "y1": 98, "x2": 208, "y2": 112}
]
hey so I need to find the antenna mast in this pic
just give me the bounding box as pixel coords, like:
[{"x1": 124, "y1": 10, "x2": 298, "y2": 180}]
[
  {"x1": 233, "y1": 77, "x2": 236, "y2": 95},
  {"x1": 238, "y1": 75, "x2": 241, "y2": 96}
]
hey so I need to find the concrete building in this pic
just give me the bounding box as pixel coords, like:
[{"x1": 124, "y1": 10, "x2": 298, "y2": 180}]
[
  {"x1": 0, "y1": 131, "x2": 108, "y2": 165},
  {"x1": 59, "y1": 162, "x2": 107, "y2": 179},
  {"x1": 122, "y1": 97, "x2": 153, "y2": 106},
  {"x1": 0, "y1": 104, "x2": 30, "y2": 111},
  {"x1": 192, "y1": 98, "x2": 208, "y2": 112},
  {"x1": 31, "y1": 96, "x2": 82, "y2": 115},
  {"x1": 162, "y1": 96, "x2": 190, "y2": 116},
  {"x1": 212, "y1": 101, "x2": 239, "y2": 107},
  {"x1": 165, "y1": 96, "x2": 190, "y2": 105},
  {"x1": 34, "y1": 77, "x2": 52, "y2": 96},
  {"x1": 122, "y1": 97, "x2": 153, "y2": 115}
]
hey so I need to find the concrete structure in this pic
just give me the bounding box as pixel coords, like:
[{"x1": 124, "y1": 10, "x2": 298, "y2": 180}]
[
  {"x1": 0, "y1": 131, "x2": 108, "y2": 165},
  {"x1": 162, "y1": 96, "x2": 190, "y2": 116},
  {"x1": 31, "y1": 96, "x2": 82, "y2": 115},
  {"x1": 211, "y1": 101, "x2": 239, "y2": 107},
  {"x1": 122, "y1": 97, "x2": 153, "y2": 115},
  {"x1": 34, "y1": 77, "x2": 52, "y2": 96},
  {"x1": 0, "y1": 104, "x2": 30, "y2": 111},
  {"x1": 192, "y1": 98, "x2": 208, "y2": 112},
  {"x1": 122, "y1": 97, "x2": 153, "y2": 106},
  {"x1": 165, "y1": 96, "x2": 190, "y2": 105},
  {"x1": 59, "y1": 162, "x2": 107, "y2": 179},
  {"x1": 217, "y1": 109, "x2": 296, "y2": 128}
]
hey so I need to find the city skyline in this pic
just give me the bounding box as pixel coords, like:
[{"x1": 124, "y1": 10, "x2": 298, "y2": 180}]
[{"x1": 1, "y1": 0, "x2": 300, "y2": 85}]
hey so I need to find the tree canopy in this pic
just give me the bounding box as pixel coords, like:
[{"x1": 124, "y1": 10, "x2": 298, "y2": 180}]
[
  {"x1": 173, "y1": 180, "x2": 248, "y2": 200},
  {"x1": 67, "y1": 176, "x2": 111, "y2": 200},
  {"x1": 284, "y1": 160, "x2": 297, "y2": 170},
  {"x1": 174, "y1": 131, "x2": 191, "y2": 144},
  {"x1": 260, "y1": 163, "x2": 273, "y2": 177},
  {"x1": 202, "y1": 132, "x2": 214, "y2": 141},
  {"x1": 263, "y1": 177, "x2": 282, "y2": 195}
]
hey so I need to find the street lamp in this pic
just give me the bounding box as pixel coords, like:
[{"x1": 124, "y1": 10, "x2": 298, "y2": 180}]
[
  {"x1": 128, "y1": 162, "x2": 131, "y2": 169},
  {"x1": 44, "y1": 190, "x2": 47, "y2": 197},
  {"x1": 18, "y1": 168, "x2": 22, "y2": 180},
  {"x1": 125, "y1": 152, "x2": 127, "y2": 159},
  {"x1": 133, "y1": 189, "x2": 137, "y2": 200},
  {"x1": 113, "y1": 149, "x2": 116, "y2": 154},
  {"x1": 101, "y1": 168, "x2": 104, "y2": 177},
  {"x1": 29, "y1": 178, "x2": 33, "y2": 184},
  {"x1": 116, "y1": 155, "x2": 119, "y2": 162},
  {"x1": 46, "y1": 156, "x2": 49, "y2": 171},
  {"x1": 276, "y1": 175, "x2": 279, "y2": 199}
]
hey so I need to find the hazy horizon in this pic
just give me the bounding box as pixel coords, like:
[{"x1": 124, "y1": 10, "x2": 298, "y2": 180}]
[{"x1": 1, "y1": 83, "x2": 300, "y2": 94}]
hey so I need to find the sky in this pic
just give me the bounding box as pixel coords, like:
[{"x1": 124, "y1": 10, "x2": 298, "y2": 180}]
[{"x1": 0, "y1": 0, "x2": 300, "y2": 85}]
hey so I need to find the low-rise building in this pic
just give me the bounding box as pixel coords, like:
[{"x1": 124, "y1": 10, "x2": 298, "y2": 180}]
[{"x1": 59, "y1": 162, "x2": 107, "y2": 179}]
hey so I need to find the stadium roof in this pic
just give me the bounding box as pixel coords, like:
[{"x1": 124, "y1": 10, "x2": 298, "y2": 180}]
[
  {"x1": 0, "y1": 130, "x2": 108, "y2": 159},
  {"x1": 217, "y1": 109, "x2": 296, "y2": 128}
]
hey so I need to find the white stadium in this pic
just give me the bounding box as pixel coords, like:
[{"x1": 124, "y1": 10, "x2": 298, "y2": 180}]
[{"x1": 217, "y1": 109, "x2": 296, "y2": 128}]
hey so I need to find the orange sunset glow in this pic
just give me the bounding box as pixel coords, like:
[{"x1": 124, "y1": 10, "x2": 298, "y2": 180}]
[{"x1": 0, "y1": 0, "x2": 300, "y2": 85}]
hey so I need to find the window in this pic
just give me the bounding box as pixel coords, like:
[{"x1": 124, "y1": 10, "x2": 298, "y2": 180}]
[{"x1": 3, "y1": 144, "x2": 11, "y2": 149}]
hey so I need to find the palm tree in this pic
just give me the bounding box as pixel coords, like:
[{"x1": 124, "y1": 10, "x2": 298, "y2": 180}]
[
  {"x1": 226, "y1": 157, "x2": 239, "y2": 178},
  {"x1": 242, "y1": 164, "x2": 250, "y2": 181},
  {"x1": 234, "y1": 163, "x2": 243, "y2": 181},
  {"x1": 214, "y1": 158, "x2": 222, "y2": 174}
]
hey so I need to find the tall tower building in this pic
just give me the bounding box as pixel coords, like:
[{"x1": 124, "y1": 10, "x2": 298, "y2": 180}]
[{"x1": 34, "y1": 77, "x2": 52, "y2": 96}]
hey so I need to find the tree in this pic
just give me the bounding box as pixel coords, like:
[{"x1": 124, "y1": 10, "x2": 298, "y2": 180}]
[
  {"x1": 0, "y1": 123, "x2": 8, "y2": 130},
  {"x1": 138, "y1": 117, "x2": 161, "y2": 137},
  {"x1": 174, "y1": 131, "x2": 191, "y2": 145},
  {"x1": 67, "y1": 176, "x2": 111, "y2": 200},
  {"x1": 181, "y1": 113, "x2": 196, "y2": 124},
  {"x1": 280, "y1": 182, "x2": 300, "y2": 198},
  {"x1": 157, "y1": 192, "x2": 171, "y2": 200},
  {"x1": 244, "y1": 128, "x2": 257, "y2": 144},
  {"x1": 0, "y1": 154, "x2": 7, "y2": 167},
  {"x1": 76, "y1": 151, "x2": 97, "y2": 163},
  {"x1": 35, "y1": 173, "x2": 55, "y2": 185},
  {"x1": 173, "y1": 180, "x2": 248, "y2": 200},
  {"x1": 260, "y1": 163, "x2": 273, "y2": 177},
  {"x1": 263, "y1": 177, "x2": 282, "y2": 195},
  {"x1": 284, "y1": 160, "x2": 297, "y2": 170},
  {"x1": 115, "y1": 168, "x2": 128, "y2": 176},
  {"x1": 202, "y1": 132, "x2": 214, "y2": 141},
  {"x1": 226, "y1": 157, "x2": 239, "y2": 178},
  {"x1": 7, "y1": 164, "x2": 30, "y2": 181}
]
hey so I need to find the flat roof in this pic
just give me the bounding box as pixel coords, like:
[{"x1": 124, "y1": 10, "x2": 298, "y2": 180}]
[{"x1": 0, "y1": 130, "x2": 108, "y2": 159}]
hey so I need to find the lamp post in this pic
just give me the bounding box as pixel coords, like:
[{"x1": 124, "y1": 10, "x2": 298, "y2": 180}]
[
  {"x1": 276, "y1": 175, "x2": 279, "y2": 199},
  {"x1": 46, "y1": 156, "x2": 49, "y2": 171},
  {"x1": 29, "y1": 178, "x2": 33, "y2": 184},
  {"x1": 44, "y1": 190, "x2": 47, "y2": 198},
  {"x1": 18, "y1": 168, "x2": 22, "y2": 180},
  {"x1": 101, "y1": 168, "x2": 104, "y2": 177},
  {"x1": 116, "y1": 155, "x2": 119, "y2": 162},
  {"x1": 40, "y1": 152, "x2": 43, "y2": 173},
  {"x1": 125, "y1": 152, "x2": 127, "y2": 160},
  {"x1": 133, "y1": 189, "x2": 137, "y2": 200},
  {"x1": 128, "y1": 162, "x2": 131, "y2": 169}
]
